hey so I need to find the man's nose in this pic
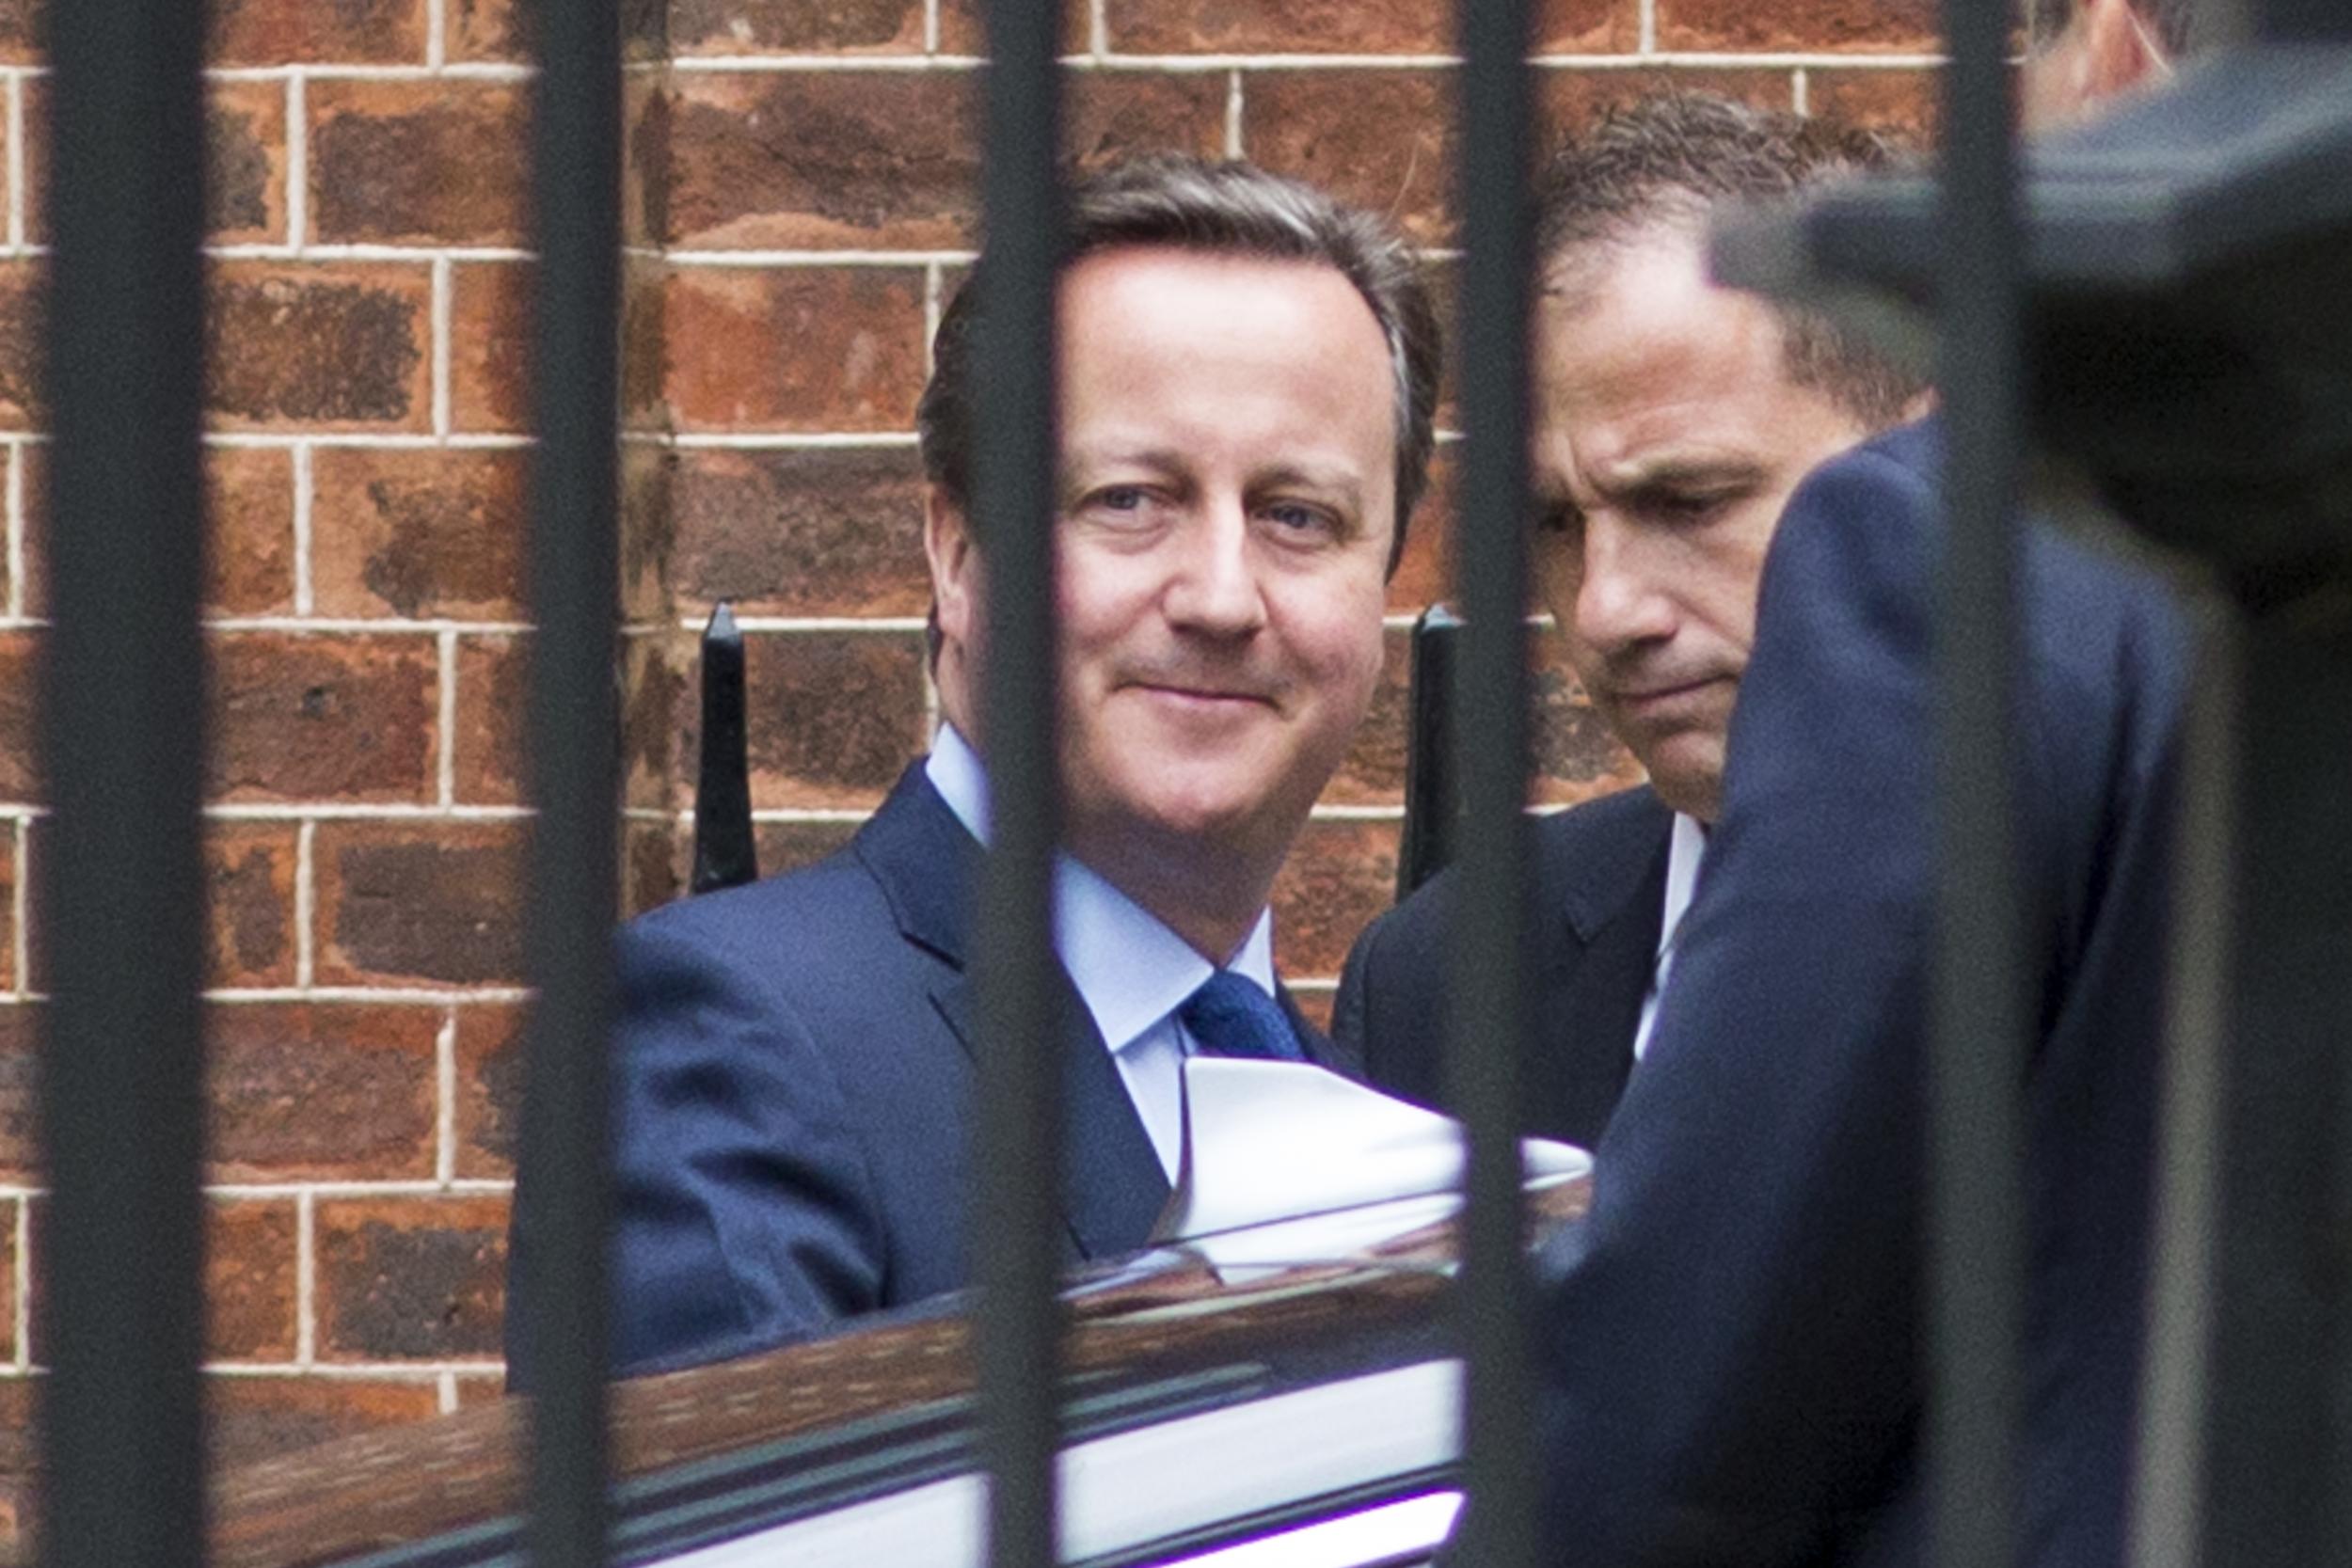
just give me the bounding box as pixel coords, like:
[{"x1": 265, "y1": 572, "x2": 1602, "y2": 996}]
[
  {"x1": 1163, "y1": 502, "x2": 1268, "y2": 638},
  {"x1": 1573, "y1": 516, "x2": 1677, "y2": 655}
]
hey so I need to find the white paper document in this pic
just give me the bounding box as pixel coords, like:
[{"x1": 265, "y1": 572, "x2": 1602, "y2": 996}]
[{"x1": 1149, "y1": 1058, "x2": 1592, "y2": 1271}]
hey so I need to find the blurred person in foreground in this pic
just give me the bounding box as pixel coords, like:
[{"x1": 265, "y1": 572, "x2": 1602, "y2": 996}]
[
  {"x1": 1516, "y1": 0, "x2": 2204, "y2": 1561},
  {"x1": 504, "y1": 154, "x2": 1441, "y2": 1385},
  {"x1": 1336, "y1": 95, "x2": 1925, "y2": 1151}
]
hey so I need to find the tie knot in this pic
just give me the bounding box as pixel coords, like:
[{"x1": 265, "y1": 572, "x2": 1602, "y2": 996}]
[{"x1": 1179, "y1": 969, "x2": 1305, "y2": 1062}]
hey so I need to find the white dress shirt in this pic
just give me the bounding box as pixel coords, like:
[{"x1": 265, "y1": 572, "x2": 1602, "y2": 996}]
[
  {"x1": 925, "y1": 724, "x2": 1278, "y2": 1182},
  {"x1": 1631, "y1": 811, "x2": 1708, "y2": 1062}
]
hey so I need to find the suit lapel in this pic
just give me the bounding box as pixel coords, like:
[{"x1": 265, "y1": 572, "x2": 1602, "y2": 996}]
[
  {"x1": 1531, "y1": 794, "x2": 1675, "y2": 1148},
  {"x1": 858, "y1": 765, "x2": 1171, "y2": 1260}
]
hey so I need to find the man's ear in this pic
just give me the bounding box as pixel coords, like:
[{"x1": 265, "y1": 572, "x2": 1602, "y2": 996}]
[{"x1": 925, "y1": 485, "x2": 979, "y2": 652}]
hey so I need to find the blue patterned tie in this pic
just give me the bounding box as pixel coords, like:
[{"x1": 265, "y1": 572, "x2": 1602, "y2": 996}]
[{"x1": 1179, "y1": 969, "x2": 1306, "y2": 1062}]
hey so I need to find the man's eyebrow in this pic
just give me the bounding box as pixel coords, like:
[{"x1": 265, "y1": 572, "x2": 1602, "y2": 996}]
[{"x1": 1597, "y1": 453, "x2": 1770, "y2": 498}]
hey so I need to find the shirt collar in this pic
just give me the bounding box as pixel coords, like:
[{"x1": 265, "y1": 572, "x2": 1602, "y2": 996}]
[
  {"x1": 925, "y1": 723, "x2": 1278, "y2": 1053},
  {"x1": 1659, "y1": 811, "x2": 1708, "y2": 959}
]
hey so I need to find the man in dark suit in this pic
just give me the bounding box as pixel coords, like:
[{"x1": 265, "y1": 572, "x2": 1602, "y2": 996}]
[
  {"x1": 1335, "y1": 97, "x2": 1924, "y2": 1148},
  {"x1": 507, "y1": 156, "x2": 1444, "y2": 1383},
  {"x1": 1525, "y1": 2, "x2": 2202, "y2": 1560}
]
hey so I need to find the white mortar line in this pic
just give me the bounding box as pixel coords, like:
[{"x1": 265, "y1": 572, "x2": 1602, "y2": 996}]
[
  {"x1": 1792, "y1": 66, "x2": 1811, "y2": 114},
  {"x1": 1304, "y1": 803, "x2": 1408, "y2": 821},
  {"x1": 1090, "y1": 0, "x2": 1109, "y2": 59},
  {"x1": 1639, "y1": 0, "x2": 1659, "y2": 55},
  {"x1": 285, "y1": 71, "x2": 309, "y2": 252},
  {"x1": 1225, "y1": 69, "x2": 1246, "y2": 156},
  {"x1": 437, "y1": 628, "x2": 458, "y2": 806},
  {"x1": 205, "y1": 1359, "x2": 504, "y2": 1377},
  {"x1": 668, "y1": 431, "x2": 920, "y2": 450},
  {"x1": 432, "y1": 257, "x2": 453, "y2": 436},
  {"x1": 427, "y1": 0, "x2": 447, "y2": 70},
  {"x1": 210, "y1": 64, "x2": 532, "y2": 84},
  {"x1": 6, "y1": 73, "x2": 24, "y2": 252},
  {"x1": 209, "y1": 242, "x2": 533, "y2": 263},
  {"x1": 924, "y1": 0, "x2": 942, "y2": 54},
  {"x1": 209, "y1": 802, "x2": 535, "y2": 821},
  {"x1": 438, "y1": 1370, "x2": 459, "y2": 1413},
  {"x1": 208, "y1": 614, "x2": 536, "y2": 634},
  {"x1": 207, "y1": 431, "x2": 532, "y2": 451},
  {"x1": 436, "y1": 1007, "x2": 458, "y2": 1186},
  {"x1": 665, "y1": 49, "x2": 1944, "y2": 71},
  {"x1": 695, "y1": 614, "x2": 929, "y2": 633},
  {"x1": 209, "y1": 1179, "x2": 514, "y2": 1199},
  {"x1": 294, "y1": 819, "x2": 316, "y2": 989},
  {"x1": 291, "y1": 440, "x2": 315, "y2": 615},
  {"x1": 922, "y1": 261, "x2": 945, "y2": 373},
  {"x1": 204, "y1": 986, "x2": 535, "y2": 1006},
  {"x1": 294, "y1": 1189, "x2": 317, "y2": 1365},
  {"x1": 664, "y1": 248, "x2": 963, "y2": 266}
]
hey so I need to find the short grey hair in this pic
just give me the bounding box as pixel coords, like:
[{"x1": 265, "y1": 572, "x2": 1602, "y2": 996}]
[{"x1": 915, "y1": 154, "x2": 1442, "y2": 575}]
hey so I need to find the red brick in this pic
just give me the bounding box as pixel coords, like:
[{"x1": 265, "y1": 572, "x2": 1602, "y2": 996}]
[
  {"x1": 0, "y1": 1197, "x2": 16, "y2": 1366},
  {"x1": 670, "y1": 0, "x2": 929, "y2": 55},
  {"x1": 208, "y1": 264, "x2": 433, "y2": 432},
  {"x1": 625, "y1": 76, "x2": 670, "y2": 252},
  {"x1": 210, "y1": 632, "x2": 439, "y2": 804},
  {"x1": 26, "y1": 80, "x2": 304, "y2": 246},
  {"x1": 0, "y1": 632, "x2": 25, "y2": 808},
  {"x1": 1291, "y1": 985, "x2": 1336, "y2": 1035},
  {"x1": 1108, "y1": 0, "x2": 1635, "y2": 55},
  {"x1": 206, "y1": 1376, "x2": 443, "y2": 1469},
  {"x1": 451, "y1": 1003, "x2": 519, "y2": 1180},
  {"x1": 664, "y1": 267, "x2": 926, "y2": 433},
  {"x1": 0, "y1": 264, "x2": 39, "y2": 430},
  {"x1": 672, "y1": 446, "x2": 930, "y2": 618},
  {"x1": 662, "y1": 71, "x2": 1224, "y2": 250},
  {"x1": 615, "y1": 631, "x2": 683, "y2": 814},
  {"x1": 19, "y1": 445, "x2": 297, "y2": 619},
  {"x1": 310, "y1": 447, "x2": 528, "y2": 621},
  {"x1": 206, "y1": 1198, "x2": 298, "y2": 1361},
  {"x1": 1327, "y1": 627, "x2": 1413, "y2": 806},
  {"x1": 212, "y1": 0, "x2": 425, "y2": 64},
  {"x1": 0, "y1": 1005, "x2": 27, "y2": 1180},
  {"x1": 313, "y1": 1196, "x2": 506, "y2": 1362},
  {"x1": 446, "y1": 0, "x2": 666, "y2": 62},
  {"x1": 206, "y1": 822, "x2": 298, "y2": 989},
  {"x1": 0, "y1": 1379, "x2": 29, "y2": 1546},
  {"x1": 1388, "y1": 444, "x2": 1454, "y2": 615},
  {"x1": 0, "y1": 818, "x2": 13, "y2": 995},
  {"x1": 208, "y1": 80, "x2": 291, "y2": 245},
  {"x1": 1273, "y1": 817, "x2": 1399, "y2": 982},
  {"x1": 1245, "y1": 71, "x2": 1455, "y2": 243},
  {"x1": 621, "y1": 442, "x2": 675, "y2": 623},
  {"x1": 0, "y1": 1, "x2": 32, "y2": 63},
  {"x1": 314, "y1": 821, "x2": 527, "y2": 988},
  {"x1": 752, "y1": 818, "x2": 862, "y2": 879},
  {"x1": 693, "y1": 631, "x2": 928, "y2": 810},
  {"x1": 452, "y1": 1374, "x2": 504, "y2": 1407},
  {"x1": 452, "y1": 632, "x2": 525, "y2": 806},
  {"x1": 1530, "y1": 646, "x2": 1645, "y2": 805},
  {"x1": 206, "y1": 1004, "x2": 438, "y2": 1180},
  {"x1": 448, "y1": 262, "x2": 530, "y2": 434},
  {"x1": 625, "y1": 816, "x2": 686, "y2": 916},
  {"x1": 1806, "y1": 69, "x2": 1942, "y2": 143},
  {"x1": 309, "y1": 82, "x2": 530, "y2": 247},
  {"x1": 1660, "y1": 0, "x2": 1939, "y2": 53}
]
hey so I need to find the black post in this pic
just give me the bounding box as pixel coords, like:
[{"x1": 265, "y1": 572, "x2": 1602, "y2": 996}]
[
  {"x1": 1449, "y1": 0, "x2": 1539, "y2": 1564},
  {"x1": 691, "y1": 604, "x2": 758, "y2": 896},
  {"x1": 516, "y1": 0, "x2": 624, "y2": 1560},
  {"x1": 37, "y1": 0, "x2": 213, "y2": 1564},
  {"x1": 1928, "y1": 1, "x2": 2027, "y2": 1565},
  {"x1": 1396, "y1": 605, "x2": 1462, "y2": 900},
  {"x1": 970, "y1": 4, "x2": 1066, "y2": 1567}
]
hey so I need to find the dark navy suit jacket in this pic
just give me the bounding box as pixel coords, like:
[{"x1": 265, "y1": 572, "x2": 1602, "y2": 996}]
[
  {"x1": 1530, "y1": 424, "x2": 2188, "y2": 1565},
  {"x1": 1332, "y1": 785, "x2": 1673, "y2": 1151},
  {"x1": 506, "y1": 762, "x2": 1350, "y2": 1385}
]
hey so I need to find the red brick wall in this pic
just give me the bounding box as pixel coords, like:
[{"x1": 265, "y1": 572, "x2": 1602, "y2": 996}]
[{"x1": 0, "y1": 0, "x2": 1939, "y2": 1480}]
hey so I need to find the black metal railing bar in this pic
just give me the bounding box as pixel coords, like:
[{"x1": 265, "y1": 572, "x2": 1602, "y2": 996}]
[
  {"x1": 969, "y1": 4, "x2": 1068, "y2": 1567},
  {"x1": 1929, "y1": 2, "x2": 2029, "y2": 1565},
  {"x1": 37, "y1": 1, "x2": 214, "y2": 1564},
  {"x1": 1448, "y1": 3, "x2": 1541, "y2": 1566},
  {"x1": 516, "y1": 0, "x2": 626, "y2": 1559}
]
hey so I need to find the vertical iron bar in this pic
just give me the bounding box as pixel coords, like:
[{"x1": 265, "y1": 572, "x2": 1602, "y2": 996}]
[
  {"x1": 1931, "y1": 0, "x2": 2026, "y2": 1565},
  {"x1": 970, "y1": 3, "x2": 1065, "y2": 1567},
  {"x1": 1449, "y1": 0, "x2": 1538, "y2": 1564},
  {"x1": 37, "y1": 0, "x2": 212, "y2": 1564},
  {"x1": 517, "y1": 0, "x2": 624, "y2": 1560}
]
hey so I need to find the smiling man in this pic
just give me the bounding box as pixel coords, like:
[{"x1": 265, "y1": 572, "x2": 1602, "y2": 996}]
[
  {"x1": 1337, "y1": 96, "x2": 1921, "y2": 1145},
  {"x1": 505, "y1": 156, "x2": 1441, "y2": 1383}
]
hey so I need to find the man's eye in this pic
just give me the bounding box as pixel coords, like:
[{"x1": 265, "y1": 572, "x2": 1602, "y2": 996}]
[
  {"x1": 1263, "y1": 500, "x2": 1337, "y2": 535},
  {"x1": 1654, "y1": 491, "x2": 1735, "y2": 522},
  {"x1": 1093, "y1": 485, "x2": 1149, "y2": 512}
]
